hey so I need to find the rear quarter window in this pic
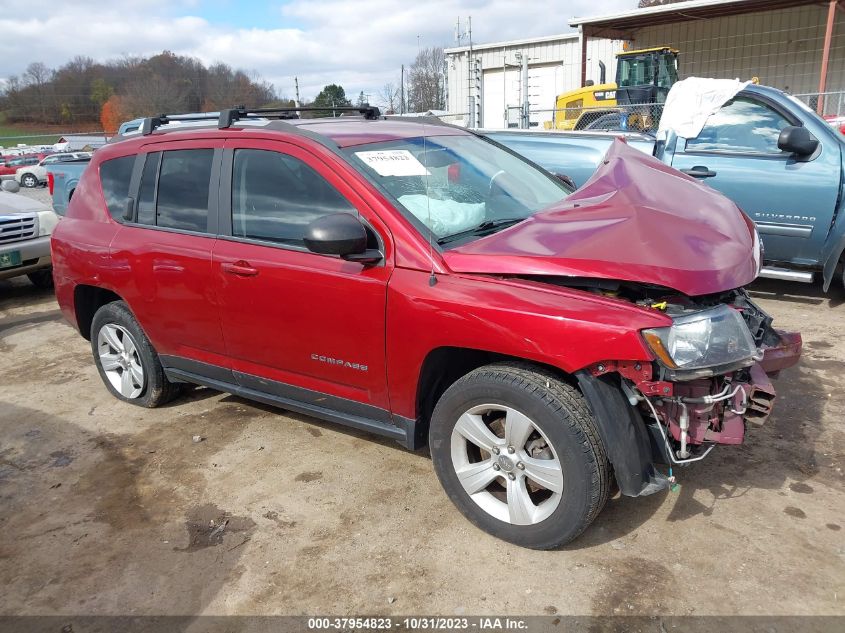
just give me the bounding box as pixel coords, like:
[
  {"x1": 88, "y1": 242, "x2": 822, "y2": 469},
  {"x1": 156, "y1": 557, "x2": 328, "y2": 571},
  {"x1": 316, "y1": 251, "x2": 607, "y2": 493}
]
[{"x1": 100, "y1": 155, "x2": 136, "y2": 220}]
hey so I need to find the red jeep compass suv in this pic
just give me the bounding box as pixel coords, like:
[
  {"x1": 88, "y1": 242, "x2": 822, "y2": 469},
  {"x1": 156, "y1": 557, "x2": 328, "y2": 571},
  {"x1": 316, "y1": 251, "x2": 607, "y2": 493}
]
[{"x1": 51, "y1": 106, "x2": 801, "y2": 548}]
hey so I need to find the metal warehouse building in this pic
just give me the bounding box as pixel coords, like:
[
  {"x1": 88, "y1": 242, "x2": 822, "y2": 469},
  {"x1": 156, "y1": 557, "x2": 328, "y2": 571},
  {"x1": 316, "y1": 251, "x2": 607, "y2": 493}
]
[
  {"x1": 445, "y1": 33, "x2": 622, "y2": 129},
  {"x1": 446, "y1": 0, "x2": 845, "y2": 129}
]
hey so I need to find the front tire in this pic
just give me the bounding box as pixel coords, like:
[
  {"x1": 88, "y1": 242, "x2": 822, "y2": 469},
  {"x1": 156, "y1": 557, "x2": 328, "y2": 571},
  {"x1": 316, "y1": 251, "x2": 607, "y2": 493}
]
[
  {"x1": 21, "y1": 173, "x2": 38, "y2": 188},
  {"x1": 429, "y1": 363, "x2": 609, "y2": 549},
  {"x1": 90, "y1": 301, "x2": 181, "y2": 408}
]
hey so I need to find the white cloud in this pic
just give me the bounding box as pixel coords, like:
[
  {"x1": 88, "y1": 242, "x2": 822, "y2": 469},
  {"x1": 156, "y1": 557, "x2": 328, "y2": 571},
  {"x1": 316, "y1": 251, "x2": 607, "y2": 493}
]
[{"x1": 0, "y1": 0, "x2": 633, "y2": 101}]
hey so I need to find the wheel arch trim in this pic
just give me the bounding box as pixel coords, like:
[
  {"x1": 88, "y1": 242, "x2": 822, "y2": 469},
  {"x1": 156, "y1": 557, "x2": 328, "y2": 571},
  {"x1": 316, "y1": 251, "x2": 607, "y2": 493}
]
[{"x1": 575, "y1": 370, "x2": 669, "y2": 497}]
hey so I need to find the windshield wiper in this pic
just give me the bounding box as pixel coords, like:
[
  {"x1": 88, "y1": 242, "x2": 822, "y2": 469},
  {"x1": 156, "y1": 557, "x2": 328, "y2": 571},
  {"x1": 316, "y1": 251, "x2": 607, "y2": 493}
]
[{"x1": 436, "y1": 217, "x2": 527, "y2": 245}]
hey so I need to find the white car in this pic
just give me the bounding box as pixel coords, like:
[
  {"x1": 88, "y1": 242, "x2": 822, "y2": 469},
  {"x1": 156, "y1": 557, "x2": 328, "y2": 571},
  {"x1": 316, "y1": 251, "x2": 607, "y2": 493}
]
[
  {"x1": 15, "y1": 152, "x2": 91, "y2": 188},
  {"x1": 0, "y1": 181, "x2": 59, "y2": 287}
]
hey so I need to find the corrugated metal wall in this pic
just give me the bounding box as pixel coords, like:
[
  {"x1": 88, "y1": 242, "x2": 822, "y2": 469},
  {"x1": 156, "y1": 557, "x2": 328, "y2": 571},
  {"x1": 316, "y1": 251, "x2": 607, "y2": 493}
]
[
  {"x1": 446, "y1": 3, "x2": 844, "y2": 127},
  {"x1": 446, "y1": 36, "x2": 621, "y2": 128},
  {"x1": 631, "y1": 3, "x2": 844, "y2": 94}
]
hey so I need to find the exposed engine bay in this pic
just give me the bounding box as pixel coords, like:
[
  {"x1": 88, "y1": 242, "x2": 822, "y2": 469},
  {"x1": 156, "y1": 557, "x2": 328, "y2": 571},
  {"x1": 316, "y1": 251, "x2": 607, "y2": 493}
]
[{"x1": 526, "y1": 276, "x2": 803, "y2": 465}]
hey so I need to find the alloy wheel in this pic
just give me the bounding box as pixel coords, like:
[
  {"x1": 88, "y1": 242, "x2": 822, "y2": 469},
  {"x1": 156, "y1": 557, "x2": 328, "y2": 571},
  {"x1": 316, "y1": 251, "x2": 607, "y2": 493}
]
[
  {"x1": 450, "y1": 404, "x2": 564, "y2": 525},
  {"x1": 97, "y1": 323, "x2": 145, "y2": 399}
]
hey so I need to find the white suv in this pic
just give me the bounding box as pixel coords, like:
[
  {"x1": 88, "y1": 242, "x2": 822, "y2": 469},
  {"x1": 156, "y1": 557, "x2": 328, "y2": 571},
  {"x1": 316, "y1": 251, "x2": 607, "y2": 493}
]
[
  {"x1": 0, "y1": 181, "x2": 59, "y2": 287},
  {"x1": 15, "y1": 152, "x2": 91, "y2": 188}
]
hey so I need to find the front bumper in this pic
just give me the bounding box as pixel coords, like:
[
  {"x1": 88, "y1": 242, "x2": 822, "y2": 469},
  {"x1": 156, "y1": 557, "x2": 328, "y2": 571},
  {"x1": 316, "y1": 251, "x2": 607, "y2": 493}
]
[
  {"x1": 0, "y1": 235, "x2": 52, "y2": 280},
  {"x1": 759, "y1": 329, "x2": 803, "y2": 376}
]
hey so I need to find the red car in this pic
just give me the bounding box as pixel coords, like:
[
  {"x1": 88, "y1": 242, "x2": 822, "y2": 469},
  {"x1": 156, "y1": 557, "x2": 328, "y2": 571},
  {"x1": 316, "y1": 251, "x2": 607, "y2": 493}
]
[
  {"x1": 0, "y1": 153, "x2": 46, "y2": 177},
  {"x1": 824, "y1": 114, "x2": 845, "y2": 135},
  {"x1": 51, "y1": 107, "x2": 801, "y2": 548}
]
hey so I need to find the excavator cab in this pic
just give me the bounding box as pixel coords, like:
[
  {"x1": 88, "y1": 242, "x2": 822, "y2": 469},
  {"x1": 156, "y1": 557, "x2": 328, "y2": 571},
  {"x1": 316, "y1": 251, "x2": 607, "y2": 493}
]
[{"x1": 615, "y1": 47, "x2": 679, "y2": 105}]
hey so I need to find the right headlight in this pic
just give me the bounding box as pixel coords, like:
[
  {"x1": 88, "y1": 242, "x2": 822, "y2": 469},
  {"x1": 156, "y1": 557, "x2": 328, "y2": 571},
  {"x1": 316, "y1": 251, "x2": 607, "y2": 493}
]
[{"x1": 642, "y1": 304, "x2": 759, "y2": 377}]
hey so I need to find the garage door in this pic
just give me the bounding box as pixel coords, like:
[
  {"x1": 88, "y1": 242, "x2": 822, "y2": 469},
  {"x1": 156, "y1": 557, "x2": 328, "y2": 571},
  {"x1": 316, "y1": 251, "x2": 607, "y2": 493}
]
[
  {"x1": 481, "y1": 68, "x2": 522, "y2": 129},
  {"x1": 482, "y1": 64, "x2": 567, "y2": 129},
  {"x1": 527, "y1": 64, "x2": 563, "y2": 128}
]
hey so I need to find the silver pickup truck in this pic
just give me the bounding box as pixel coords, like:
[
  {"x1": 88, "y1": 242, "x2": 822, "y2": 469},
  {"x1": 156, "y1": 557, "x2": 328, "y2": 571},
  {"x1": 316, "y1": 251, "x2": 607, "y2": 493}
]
[{"x1": 0, "y1": 182, "x2": 59, "y2": 288}]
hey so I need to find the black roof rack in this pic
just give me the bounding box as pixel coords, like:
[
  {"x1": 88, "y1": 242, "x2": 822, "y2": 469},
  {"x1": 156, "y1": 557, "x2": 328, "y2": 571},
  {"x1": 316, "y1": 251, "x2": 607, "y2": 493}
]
[
  {"x1": 218, "y1": 104, "x2": 381, "y2": 129},
  {"x1": 139, "y1": 104, "x2": 382, "y2": 135},
  {"x1": 140, "y1": 112, "x2": 221, "y2": 136}
]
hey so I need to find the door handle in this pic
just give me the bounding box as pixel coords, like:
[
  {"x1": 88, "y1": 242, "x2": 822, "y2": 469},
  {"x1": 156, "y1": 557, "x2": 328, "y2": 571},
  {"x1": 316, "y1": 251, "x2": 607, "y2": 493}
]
[
  {"x1": 681, "y1": 165, "x2": 717, "y2": 178},
  {"x1": 221, "y1": 260, "x2": 259, "y2": 277}
]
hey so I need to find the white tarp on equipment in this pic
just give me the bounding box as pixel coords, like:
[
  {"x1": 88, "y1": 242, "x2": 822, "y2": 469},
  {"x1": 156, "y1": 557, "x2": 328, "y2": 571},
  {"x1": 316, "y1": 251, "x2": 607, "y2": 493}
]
[{"x1": 658, "y1": 77, "x2": 751, "y2": 139}]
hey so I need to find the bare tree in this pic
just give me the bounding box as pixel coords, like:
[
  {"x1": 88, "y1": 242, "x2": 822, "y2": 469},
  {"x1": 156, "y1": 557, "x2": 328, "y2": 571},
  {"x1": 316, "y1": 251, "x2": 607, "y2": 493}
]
[
  {"x1": 378, "y1": 82, "x2": 401, "y2": 114},
  {"x1": 23, "y1": 62, "x2": 52, "y2": 121},
  {"x1": 122, "y1": 73, "x2": 190, "y2": 117},
  {"x1": 407, "y1": 47, "x2": 446, "y2": 112},
  {"x1": 1, "y1": 52, "x2": 276, "y2": 124}
]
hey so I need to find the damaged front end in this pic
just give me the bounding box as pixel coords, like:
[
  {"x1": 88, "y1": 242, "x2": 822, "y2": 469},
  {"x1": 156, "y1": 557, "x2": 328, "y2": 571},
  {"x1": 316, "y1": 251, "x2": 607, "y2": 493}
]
[{"x1": 586, "y1": 287, "x2": 801, "y2": 471}]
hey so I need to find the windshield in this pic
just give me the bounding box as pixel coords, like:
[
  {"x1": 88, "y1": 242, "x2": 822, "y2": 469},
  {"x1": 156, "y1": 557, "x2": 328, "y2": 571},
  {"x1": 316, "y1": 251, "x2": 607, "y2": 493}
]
[
  {"x1": 344, "y1": 134, "x2": 570, "y2": 246},
  {"x1": 618, "y1": 55, "x2": 655, "y2": 88}
]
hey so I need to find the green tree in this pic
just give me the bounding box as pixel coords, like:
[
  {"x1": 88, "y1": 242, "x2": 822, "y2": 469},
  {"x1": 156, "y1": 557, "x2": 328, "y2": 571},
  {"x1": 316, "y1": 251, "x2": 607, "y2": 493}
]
[
  {"x1": 90, "y1": 78, "x2": 114, "y2": 107},
  {"x1": 310, "y1": 84, "x2": 351, "y2": 117}
]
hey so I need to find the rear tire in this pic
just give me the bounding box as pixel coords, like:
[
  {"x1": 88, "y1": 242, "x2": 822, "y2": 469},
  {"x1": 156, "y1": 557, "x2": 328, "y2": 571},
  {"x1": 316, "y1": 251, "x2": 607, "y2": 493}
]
[
  {"x1": 27, "y1": 268, "x2": 53, "y2": 289},
  {"x1": 429, "y1": 363, "x2": 609, "y2": 549},
  {"x1": 90, "y1": 301, "x2": 181, "y2": 408}
]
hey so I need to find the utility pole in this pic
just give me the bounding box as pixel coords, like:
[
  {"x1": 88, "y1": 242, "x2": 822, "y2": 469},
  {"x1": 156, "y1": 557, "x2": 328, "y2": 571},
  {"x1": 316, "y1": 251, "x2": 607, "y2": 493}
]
[
  {"x1": 468, "y1": 15, "x2": 473, "y2": 122},
  {"x1": 460, "y1": 15, "x2": 480, "y2": 128},
  {"x1": 294, "y1": 76, "x2": 301, "y2": 108},
  {"x1": 521, "y1": 51, "x2": 529, "y2": 130},
  {"x1": 400, "y1": 64, "x2": 405, "y2": 114}
]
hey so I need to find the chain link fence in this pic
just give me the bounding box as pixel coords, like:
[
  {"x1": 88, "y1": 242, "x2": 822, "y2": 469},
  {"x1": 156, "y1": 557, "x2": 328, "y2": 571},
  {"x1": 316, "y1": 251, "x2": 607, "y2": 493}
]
[
  {"x1": 443, "y1": 93, "x2": 845, "y2": 132},
  {"x1": 483, "y1": 103, "x2": 666, "y2": 132},
  {"x1": 793, "y1": 91, "x2": 845, "y2": 118}
]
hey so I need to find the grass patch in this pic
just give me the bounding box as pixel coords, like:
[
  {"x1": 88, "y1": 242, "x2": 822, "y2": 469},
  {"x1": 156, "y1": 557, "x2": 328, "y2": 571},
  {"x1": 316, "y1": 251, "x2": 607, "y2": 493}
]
[
  {"x1": 0, "y1": 112, "x2": 101, "y2": 149},
  {"x1": 0, "y1": 128, "x2": 62, "y2": 148}
]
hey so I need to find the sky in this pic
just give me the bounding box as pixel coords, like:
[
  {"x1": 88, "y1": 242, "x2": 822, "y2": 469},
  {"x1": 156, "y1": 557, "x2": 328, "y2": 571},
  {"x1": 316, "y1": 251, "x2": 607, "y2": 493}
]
[{"x1": 0, "y1": 0, "x2": 634, "y2": 103}]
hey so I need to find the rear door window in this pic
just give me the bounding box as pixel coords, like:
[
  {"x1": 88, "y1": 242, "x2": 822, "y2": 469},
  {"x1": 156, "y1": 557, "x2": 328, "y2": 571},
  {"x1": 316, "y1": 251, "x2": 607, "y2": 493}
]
[
  {"x1": 99, "y1": 155, "x2": 136, "y2": 220},
  {"x1": 154, "y1": 149, "x2": 214, "y2": 232}
]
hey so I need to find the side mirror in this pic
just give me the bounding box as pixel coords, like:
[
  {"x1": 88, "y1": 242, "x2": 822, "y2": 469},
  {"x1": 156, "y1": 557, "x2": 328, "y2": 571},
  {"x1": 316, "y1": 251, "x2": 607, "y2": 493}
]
[
  {"x1": 778, "y1": 126, "x2": 819, "y2": 156},
  {"x1": 1, "y1": 180, "x2": 20, "y2": 193},
  {"x1": 303, "y1": 213, "x2": 382, "y2": 264}
]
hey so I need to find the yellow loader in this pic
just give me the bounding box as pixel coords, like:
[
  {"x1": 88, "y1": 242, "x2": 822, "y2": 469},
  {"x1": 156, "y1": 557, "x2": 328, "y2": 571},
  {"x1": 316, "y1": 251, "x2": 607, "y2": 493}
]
[{"x1": 546, "y1": 46, "x2": 679, "y2": 131}]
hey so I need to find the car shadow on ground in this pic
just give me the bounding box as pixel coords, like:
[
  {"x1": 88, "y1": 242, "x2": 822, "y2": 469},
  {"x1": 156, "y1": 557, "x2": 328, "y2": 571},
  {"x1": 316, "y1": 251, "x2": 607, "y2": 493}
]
[
  {"x1": 748, "y1": 276, "x2": 845, "y2": 307},
  {"x1": 0, "y1": 278, "x2": 57, "y2": 310},
  {"x1": 217, "y1": 393, "x2": 433, "y2": 458}
]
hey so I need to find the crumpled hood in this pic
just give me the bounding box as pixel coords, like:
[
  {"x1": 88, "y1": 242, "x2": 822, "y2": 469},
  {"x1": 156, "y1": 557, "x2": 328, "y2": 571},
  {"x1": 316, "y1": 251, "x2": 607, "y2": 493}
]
[{"x1": 443, "y1": 138, "x2": 757, "y2": 296}]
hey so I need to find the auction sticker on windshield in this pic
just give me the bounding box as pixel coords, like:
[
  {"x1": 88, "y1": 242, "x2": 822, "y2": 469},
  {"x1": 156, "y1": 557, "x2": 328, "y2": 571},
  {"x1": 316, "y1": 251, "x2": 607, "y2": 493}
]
[{"x1": 355, "y1": 150, "x2": 431, "y2": 177}]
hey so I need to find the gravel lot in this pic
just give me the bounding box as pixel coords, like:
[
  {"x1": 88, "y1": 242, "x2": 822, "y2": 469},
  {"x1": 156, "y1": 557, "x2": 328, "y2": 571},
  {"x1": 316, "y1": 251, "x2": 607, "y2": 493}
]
[{"x1": 1, "y1": 186, "x2": 843, "y2": 617}]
